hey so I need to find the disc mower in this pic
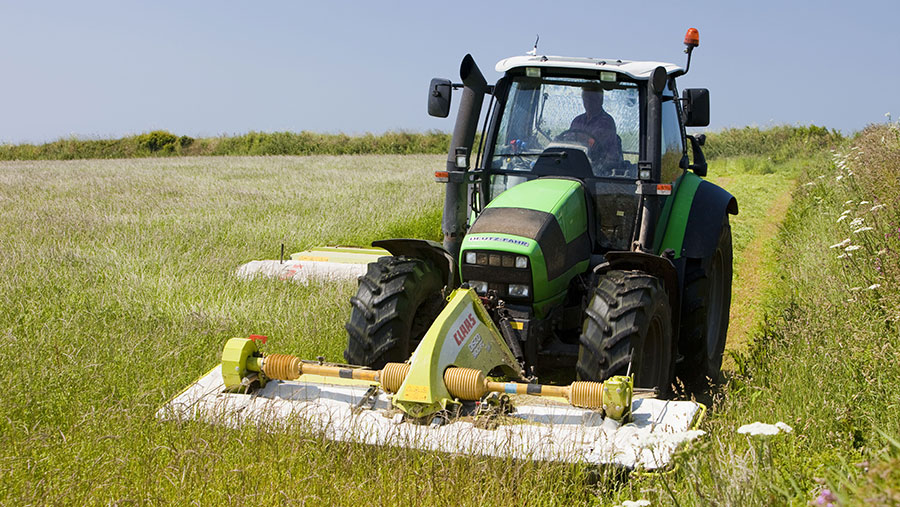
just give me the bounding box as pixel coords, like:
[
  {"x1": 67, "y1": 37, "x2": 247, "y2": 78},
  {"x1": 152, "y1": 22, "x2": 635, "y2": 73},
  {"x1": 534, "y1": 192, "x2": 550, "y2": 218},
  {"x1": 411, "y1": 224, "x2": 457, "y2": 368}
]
[{"x1": 161, "y1": 28, "x2": 730, "y2": 470}]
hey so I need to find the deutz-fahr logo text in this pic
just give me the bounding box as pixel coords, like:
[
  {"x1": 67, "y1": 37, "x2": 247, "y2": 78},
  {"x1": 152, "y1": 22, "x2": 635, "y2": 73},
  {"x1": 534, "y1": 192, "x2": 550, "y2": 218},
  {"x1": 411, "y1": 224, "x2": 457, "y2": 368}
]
[{"x1": 453, "y1": 313, "x2": 477, "y2": 346}]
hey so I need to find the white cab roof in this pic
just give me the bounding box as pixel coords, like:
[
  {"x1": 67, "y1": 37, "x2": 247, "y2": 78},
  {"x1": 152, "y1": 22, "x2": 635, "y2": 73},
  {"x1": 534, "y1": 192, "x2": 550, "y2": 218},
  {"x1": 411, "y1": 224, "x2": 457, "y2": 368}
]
[{"x1": 495, "y1": 55, "x2": 683, "y2": 80}]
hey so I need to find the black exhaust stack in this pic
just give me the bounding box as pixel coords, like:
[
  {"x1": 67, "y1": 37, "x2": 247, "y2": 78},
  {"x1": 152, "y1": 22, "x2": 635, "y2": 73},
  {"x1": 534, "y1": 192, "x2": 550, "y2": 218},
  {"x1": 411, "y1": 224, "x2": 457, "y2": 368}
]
[
  {"x1": 637, "y1": 66, "x2": 667, "y2": 253},
  {"x1": 442, "y1": 54, "x2": 488, "y2": 259}
]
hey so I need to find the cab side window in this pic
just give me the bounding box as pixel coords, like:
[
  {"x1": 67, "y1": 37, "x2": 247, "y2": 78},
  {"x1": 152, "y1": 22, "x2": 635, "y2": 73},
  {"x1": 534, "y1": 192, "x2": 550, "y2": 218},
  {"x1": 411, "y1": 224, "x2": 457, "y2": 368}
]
[{"x1": 660, "y1": 83, "x2": 685, "y2": 184}]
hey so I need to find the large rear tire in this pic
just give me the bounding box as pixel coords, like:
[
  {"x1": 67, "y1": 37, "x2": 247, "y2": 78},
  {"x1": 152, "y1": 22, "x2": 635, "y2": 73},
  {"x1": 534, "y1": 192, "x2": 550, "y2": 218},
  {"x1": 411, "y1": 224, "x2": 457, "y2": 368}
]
[
  {"x1": 344, "y1": 256, "x2": 445, "y2": 369},
  {"x1": 677, "y1": 215, "x2": 733, "y2": 386},
  {"x1": 577, "y1": 270, "x2": 674, "y2": 393}
]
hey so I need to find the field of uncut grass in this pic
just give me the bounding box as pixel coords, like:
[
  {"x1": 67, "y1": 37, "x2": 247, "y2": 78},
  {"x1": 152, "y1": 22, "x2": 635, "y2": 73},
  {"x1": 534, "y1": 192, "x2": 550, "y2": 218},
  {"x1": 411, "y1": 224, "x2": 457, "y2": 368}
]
[{"x1": 5, "y1": 125, "x2": 895, "y2": 505}]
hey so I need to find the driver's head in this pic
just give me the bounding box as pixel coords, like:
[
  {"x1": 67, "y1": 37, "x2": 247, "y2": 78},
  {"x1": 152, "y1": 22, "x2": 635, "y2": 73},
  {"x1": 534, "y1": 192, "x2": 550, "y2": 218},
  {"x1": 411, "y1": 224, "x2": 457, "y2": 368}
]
[{"x1": 582, "y1": 85, "x2": 604, "y2": 116}]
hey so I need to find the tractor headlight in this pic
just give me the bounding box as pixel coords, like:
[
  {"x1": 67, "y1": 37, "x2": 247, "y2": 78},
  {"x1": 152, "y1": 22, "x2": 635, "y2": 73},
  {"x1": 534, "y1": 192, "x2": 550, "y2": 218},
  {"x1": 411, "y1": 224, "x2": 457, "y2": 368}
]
[
  {"x1": 465, "y1": 251, "x2": 477, "y2": 264},
  {"x1": 468, "y1": 280, "x2": 489, "y2": 294},
  {"x1": 515, "y1": 256, "x2": 528, "y2": 269},
  {"x1": 508, "y1": 284, "x2": 530, "y2": 298}
]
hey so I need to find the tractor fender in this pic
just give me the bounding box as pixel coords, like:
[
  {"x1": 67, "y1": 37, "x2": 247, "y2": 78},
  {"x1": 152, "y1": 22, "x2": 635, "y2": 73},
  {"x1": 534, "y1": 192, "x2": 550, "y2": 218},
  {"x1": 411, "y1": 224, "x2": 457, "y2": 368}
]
[
  {"x1": 372, "y1": 238, "x2": 459, "y2": 288},
  {"x1": 593, "y1": 251, "x2": 680, "y2": 335},
  {"x1": 656, "y1": 172, "x2": 738, "y2": 260},
  {"x1": 681, "y1": 180, "x2": 738, "y2": 259}
]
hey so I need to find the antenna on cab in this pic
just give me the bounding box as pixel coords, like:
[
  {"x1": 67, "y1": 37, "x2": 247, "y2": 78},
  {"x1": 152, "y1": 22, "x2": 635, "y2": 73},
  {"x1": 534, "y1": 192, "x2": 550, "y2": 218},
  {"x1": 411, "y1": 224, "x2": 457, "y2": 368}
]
[{"x1": 527, "y1": 35, "x2": 539, "y2": 56}]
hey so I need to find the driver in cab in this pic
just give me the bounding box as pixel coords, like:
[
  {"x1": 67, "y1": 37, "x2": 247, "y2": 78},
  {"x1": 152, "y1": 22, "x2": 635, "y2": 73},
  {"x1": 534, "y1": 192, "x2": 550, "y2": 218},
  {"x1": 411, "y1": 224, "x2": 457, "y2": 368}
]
[{"x1": 569, "y1": 85, "x2": 622, "y2": 166}]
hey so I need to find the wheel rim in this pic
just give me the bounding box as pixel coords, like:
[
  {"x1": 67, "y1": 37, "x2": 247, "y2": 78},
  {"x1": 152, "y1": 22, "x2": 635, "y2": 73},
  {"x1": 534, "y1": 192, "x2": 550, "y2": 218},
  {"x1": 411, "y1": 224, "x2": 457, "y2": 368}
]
[{"x1": 706, "y1": 249, "x2": 725, "y2": 361}]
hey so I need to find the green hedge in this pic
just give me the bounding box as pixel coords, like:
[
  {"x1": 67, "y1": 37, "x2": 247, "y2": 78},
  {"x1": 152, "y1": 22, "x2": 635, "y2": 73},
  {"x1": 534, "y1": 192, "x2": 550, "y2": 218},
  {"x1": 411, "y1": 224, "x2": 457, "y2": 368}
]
[
  {"x1": 0, "y1": 125, "x2": 844, "y2": 161},
  {"x1": 0, "y1": 130, "x2": 452, "y2": 160}
]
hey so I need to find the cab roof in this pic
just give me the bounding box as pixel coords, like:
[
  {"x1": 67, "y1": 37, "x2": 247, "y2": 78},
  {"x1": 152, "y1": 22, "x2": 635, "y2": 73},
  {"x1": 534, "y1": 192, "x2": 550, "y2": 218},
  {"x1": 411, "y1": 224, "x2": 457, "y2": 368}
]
[{"x1": 495, "y1": 55, "x2": 683, "y2": 80}]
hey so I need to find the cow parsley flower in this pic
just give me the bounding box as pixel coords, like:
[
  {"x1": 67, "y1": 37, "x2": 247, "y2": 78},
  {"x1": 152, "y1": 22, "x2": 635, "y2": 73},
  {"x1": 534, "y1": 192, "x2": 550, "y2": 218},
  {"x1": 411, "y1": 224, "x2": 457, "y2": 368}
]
[
  {"x1": 854, "y1": 227, "x2": 874, "y2": 234},
  {"x1": 845, "y1": 245, "x2": 861, "y2": 252},
  {"x1": 830, "y1": 239, "x2": 851, "y2": 249}
]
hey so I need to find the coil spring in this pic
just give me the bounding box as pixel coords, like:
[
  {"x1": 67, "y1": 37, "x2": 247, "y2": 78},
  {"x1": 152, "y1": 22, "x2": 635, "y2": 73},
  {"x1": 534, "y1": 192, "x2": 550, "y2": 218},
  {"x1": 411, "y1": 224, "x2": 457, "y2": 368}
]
[
  {"x1": 381, "y1": 363, "x2": 410, "y2": 393},
  {"x1": 444, "y1": 367, "x2": 487, "y2": 401},
  {"x1": 263, "y1": 354, "x2": 300, "y2": 381},
  {"x1": 569, "y1": 381, "x2": 604, "y2": 409}
]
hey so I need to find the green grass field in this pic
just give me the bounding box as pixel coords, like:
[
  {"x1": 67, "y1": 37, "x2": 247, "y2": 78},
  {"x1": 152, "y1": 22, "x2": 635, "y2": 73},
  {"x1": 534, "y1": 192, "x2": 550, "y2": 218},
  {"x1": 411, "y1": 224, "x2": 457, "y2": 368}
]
[{"x1": 2, "y1": 126, "x2": 897, "y2": 505}]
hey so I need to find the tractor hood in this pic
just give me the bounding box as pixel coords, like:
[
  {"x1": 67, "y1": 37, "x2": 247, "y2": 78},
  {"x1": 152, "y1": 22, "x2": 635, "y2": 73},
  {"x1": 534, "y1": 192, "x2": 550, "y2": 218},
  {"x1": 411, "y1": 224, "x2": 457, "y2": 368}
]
[{"x1": 460, "y1": 178, "x2": 591, "y2": 310}]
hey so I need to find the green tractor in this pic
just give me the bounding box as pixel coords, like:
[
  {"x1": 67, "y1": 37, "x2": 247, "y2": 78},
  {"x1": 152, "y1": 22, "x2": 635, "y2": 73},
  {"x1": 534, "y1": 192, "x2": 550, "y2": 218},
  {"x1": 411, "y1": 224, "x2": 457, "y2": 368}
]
[{"x1": 344, "y1": 29, "x2": 736, "y2": 393}]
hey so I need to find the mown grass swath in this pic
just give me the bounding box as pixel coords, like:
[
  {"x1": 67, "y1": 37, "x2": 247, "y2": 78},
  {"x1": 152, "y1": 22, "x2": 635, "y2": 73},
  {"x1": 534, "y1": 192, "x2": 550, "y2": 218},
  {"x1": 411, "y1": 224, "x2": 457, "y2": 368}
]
[{"x1": 3, "y1": 125, "x2": 899, "y2": 504}]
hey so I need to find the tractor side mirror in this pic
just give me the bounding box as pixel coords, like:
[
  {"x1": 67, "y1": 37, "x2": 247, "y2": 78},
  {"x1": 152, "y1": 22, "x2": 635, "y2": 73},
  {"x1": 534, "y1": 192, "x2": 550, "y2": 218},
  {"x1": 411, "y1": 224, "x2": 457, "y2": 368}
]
[
  {"x1": 682, "y1": 88, "x2": 709, "y2": 127},
  {"x1": 428, "y1": 78, "x2": 452, "y2": 118},
  {"x1": 686, "y1": 134, "x2": 708, "y2": 176}
]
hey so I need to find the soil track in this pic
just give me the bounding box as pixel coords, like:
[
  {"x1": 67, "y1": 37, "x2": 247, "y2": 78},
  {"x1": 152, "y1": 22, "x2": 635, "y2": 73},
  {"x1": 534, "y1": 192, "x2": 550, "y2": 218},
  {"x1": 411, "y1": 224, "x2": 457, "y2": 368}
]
[{"x1": 724, "y1": 185, "x2": 794, "y2": 361}]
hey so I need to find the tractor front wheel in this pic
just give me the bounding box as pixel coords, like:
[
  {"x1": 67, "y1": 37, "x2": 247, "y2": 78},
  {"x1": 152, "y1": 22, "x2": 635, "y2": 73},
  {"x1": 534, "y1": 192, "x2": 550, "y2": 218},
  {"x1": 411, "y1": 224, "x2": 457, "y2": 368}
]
[
  {"x1": 344, "y1": 256, "x2": 445, "y2": 369},
  {"x1": 577, "y1": 270, "x2": 674, "y2": 394}
]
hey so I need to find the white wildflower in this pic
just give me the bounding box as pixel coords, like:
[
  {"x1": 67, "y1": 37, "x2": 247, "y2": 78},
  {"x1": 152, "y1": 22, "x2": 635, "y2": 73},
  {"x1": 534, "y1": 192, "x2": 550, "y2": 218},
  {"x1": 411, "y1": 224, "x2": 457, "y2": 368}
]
[
  {"x1": 845, "y1": 200, "x2": 855, "y2": 204},
  {"x1": 837, "y1": 215, "x2": 848, "y2": 223},
  {"x1": 837, "y1": 253, "x2": 848, "y2": 259},
  {"x1": 818, "y1": 175, "x2": 825, "y2": 179},
  {"x1": 850, "y1": 287, "x2": 862, "y2": 291},
  {"x1": 868, "y1": 284, "x2": 881, "y2": 290},
  {"x1": 848, "y1": 171, "x2": 854, "y2": 176},
  {"x1": 860, "y1": 200, "x2": 870, "y2": 205},
  {"x1": 845, "y1": 245, "x2": 861, "y2": 252},
  {"x1": 738, "y1": 421, "x2": 793, "y2": 436},
  {"x1": 836, "y1": 175, "x2": 844, "y2": 181},
  {"x1": 618, "y1": 501, "x2": 651, "y2": 507},
  {"x1": 871, "y1": 204, "x2": 885, "y2": 212},
  {"x1": 830, "y1": 239, "x2": 851, "y2": 249},
  {"x1": 849, "y1": 217, "x2": 864, "y2": 227},
  {"x1": 841, "y1": 209, "x2": 852, "y2": 216},
  {"x1": 854, "y1": 227, "x2": 874, "y2": 233}
]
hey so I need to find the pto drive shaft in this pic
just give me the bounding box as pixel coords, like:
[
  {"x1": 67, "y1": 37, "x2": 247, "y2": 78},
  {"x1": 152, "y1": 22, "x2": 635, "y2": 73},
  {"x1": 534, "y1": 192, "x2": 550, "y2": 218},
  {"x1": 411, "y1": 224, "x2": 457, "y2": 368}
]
[{"x1": 222, "y1": 337, "x2": 633, "y2": 421}]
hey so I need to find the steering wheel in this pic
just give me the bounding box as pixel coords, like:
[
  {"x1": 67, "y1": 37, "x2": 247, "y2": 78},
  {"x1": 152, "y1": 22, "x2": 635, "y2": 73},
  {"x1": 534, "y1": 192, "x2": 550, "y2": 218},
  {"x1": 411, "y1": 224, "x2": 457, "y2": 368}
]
[{"x1": 554, "y1": 129, "x2": 596, "y2": 148}]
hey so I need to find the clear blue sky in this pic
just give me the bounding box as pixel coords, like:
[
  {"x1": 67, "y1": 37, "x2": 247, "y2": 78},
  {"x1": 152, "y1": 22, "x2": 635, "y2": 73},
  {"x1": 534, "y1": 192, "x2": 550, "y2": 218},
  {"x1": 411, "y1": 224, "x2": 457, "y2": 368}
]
[{"x1": 2, "y1": 1, "x2": 898, "y2": 144}]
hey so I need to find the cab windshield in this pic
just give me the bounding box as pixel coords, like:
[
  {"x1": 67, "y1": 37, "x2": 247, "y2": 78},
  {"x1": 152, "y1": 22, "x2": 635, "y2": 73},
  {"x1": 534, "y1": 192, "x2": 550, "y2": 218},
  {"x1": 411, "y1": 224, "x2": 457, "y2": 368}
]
[{"x1": 490, "y1": 76, "x2": 639, "y2": 177}]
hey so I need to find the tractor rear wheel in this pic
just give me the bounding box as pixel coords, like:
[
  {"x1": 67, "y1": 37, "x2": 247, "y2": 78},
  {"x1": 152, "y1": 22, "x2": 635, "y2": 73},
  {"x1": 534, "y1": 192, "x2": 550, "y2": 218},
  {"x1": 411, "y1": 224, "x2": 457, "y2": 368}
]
[
  {"x1": 677, "y1": 215, "x2": 733, "y2": 386},
  {"x1": 344, "y1": 256, "x2": 445, "y2": 369},
  {"x1": 577, "y1": 270, "x2": 674, "y2": 393}
]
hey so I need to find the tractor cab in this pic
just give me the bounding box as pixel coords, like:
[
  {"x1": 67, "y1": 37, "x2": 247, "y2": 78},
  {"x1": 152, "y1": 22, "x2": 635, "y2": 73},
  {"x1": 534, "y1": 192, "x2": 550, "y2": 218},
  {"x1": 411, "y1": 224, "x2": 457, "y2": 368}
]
[{"x1": 471, "y1": 56, "x2": 709, "y2": 255}]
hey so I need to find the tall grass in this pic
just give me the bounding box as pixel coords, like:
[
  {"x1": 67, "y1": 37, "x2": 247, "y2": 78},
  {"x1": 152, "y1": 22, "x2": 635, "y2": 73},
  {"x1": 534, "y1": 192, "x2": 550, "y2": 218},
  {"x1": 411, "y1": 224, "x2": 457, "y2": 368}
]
[{"x1": 632, "y1": 124, "x2": 899, "y2": 504}]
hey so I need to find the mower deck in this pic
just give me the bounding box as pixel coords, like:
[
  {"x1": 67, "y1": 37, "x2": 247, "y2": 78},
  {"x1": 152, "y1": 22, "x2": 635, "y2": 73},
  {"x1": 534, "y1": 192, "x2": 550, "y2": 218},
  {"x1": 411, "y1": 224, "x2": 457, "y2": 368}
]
[
  {"x1": 158, "y1": 366, "x2": 705, "y2": 470},
  {"x1": 236, "y1": 246, "x2": 387, "y2": 283}
]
